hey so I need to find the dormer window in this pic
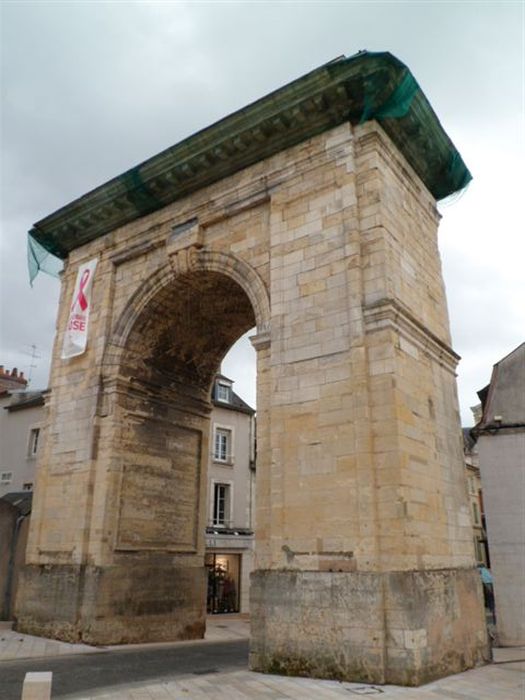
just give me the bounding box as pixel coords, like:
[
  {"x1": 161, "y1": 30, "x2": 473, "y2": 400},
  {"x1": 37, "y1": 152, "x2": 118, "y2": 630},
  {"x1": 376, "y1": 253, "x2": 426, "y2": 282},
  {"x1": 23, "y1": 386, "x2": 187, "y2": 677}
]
[{"x1": 216, "y1": 382, "x2": 231, "y2": 403}]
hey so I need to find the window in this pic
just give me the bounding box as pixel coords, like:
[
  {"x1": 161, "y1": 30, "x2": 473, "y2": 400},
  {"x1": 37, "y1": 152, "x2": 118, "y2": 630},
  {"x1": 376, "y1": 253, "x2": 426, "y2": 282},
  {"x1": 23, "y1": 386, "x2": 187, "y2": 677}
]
[
  {"x1": 474, "y1": 537, "x2": 484, "y2": 564},
  {"x1": 216, "y1": 383, "x2": 231, "y2": 403},
  {"x1": 29, "y1": 428, "x2": 40, "y2": 457},
  {"x1": 213, "y1": 483, "x2": 231, "y2": 526},
  {"x1": 214, "y1": 428, "x2": 232, "y2": 463},
  {"x1": 472, "y1": 501, "x2": 480, "y2": 525},
  {"x1": 1, "y1": 472, "x2": 12, "y2": 484},
  {"x1": 23, "y1": 482, "x2": 33, "y2": 491}
]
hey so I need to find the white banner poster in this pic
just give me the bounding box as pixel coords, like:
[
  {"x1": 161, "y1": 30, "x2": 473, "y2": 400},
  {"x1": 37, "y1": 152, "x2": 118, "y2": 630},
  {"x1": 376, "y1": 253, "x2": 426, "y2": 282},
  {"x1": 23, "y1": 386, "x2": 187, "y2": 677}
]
[{"x1": 61, "y1": 258, "x2": 98, "y2": 359}]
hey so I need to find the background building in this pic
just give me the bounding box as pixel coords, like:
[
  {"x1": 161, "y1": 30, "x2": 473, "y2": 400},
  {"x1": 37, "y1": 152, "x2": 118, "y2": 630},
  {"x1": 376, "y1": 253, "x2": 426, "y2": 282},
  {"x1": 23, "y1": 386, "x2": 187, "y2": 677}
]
[
  {"x1": 0, "y1": 366, "x2": 40, "y2": 618},
  {"x1": 0, "y1": 366, "x2": 29, "y2": 392},
  {"x1": 474, "y1": 342, "x2": 525, "y2": 646},
  {"x1": 0, "y1": 366, "x2": 44, "y2": 497},
  {"x1": 462, "y1": 428, "x2": 489, "y2": 567},
  {"x1": 205, "y1": 375, "x2": 255, "y2": 615}
]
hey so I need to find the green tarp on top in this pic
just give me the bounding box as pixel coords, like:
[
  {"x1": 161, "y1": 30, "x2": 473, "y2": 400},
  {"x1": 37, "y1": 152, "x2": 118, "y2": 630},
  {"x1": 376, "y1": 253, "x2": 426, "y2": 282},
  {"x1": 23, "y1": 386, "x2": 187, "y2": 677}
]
[{"x1": 28, "y1": 50, "x2": 471, "y2": 284}]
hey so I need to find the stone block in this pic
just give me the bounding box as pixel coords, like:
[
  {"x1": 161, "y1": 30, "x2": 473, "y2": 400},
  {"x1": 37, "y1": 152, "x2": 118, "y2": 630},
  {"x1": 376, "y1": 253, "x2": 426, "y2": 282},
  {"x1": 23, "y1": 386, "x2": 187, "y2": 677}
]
[
  {"x1": 16, "y1": 563, "x2": 206, "y2": 645},
  {"x1": 250, "y1": 567, "x2": 488, "y2": 686},
  {"x1": 21, "y1": 672, "x2": 52, "y2": 700}
]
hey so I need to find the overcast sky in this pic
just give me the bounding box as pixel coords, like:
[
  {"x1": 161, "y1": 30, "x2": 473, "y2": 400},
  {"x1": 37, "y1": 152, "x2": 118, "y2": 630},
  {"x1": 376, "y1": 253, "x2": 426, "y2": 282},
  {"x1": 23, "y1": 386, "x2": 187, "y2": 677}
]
[{"x1": 1, "y1": 0, "x2": 523, "y2": 424}]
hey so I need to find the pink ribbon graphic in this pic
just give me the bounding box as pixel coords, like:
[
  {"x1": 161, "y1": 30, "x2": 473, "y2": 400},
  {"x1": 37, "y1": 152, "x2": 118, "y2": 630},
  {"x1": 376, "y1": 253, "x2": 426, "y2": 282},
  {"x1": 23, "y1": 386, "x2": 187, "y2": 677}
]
[{"x1": 72, "y1": 269, "x2": 91, "y2": 312}]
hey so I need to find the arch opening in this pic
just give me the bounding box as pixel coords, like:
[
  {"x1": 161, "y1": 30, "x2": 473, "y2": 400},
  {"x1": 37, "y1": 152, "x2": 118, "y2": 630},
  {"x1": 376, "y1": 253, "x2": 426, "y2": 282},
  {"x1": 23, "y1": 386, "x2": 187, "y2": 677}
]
[
  {"x1": 97, "y1": 267, "x2": 260, "y2": 642},
  {"x1": 120, "y1": 269, "x2": 257, "y2": 402}
]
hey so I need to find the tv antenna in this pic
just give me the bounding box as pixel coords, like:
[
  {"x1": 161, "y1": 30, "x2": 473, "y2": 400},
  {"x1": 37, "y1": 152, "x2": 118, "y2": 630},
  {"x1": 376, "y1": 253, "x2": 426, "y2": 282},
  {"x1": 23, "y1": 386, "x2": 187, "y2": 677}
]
[{"x1": 22, "y1": 344, "x2": 42, "y2": 385}]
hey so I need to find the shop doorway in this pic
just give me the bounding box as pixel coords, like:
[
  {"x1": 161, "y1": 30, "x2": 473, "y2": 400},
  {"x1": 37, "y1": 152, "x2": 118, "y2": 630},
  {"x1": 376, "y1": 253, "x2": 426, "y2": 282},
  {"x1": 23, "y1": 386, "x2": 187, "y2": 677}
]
[{"x1": 206, "y1": 553, "x2": 241, "y2": 614}]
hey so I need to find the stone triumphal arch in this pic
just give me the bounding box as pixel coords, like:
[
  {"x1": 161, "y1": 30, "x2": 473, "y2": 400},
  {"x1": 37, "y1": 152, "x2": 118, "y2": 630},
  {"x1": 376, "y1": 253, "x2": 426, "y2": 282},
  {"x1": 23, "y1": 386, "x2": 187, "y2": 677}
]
[{"x1": 18, "y1": 52, "x2": 488, "y2": 685}]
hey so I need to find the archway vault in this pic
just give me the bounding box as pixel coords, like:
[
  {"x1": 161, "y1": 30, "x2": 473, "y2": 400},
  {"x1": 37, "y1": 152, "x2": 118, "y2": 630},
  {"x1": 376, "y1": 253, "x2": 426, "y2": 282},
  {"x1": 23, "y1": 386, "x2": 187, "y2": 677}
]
[
  {"x1": 26, "y1": 245, "x2": 266, "y2": 646},
  {"x1": 104, "y1": 261, "x2": 258, "y2": 564},
  {"x1": 103, "y1": 245, "x2": 271, "y2": 360}
]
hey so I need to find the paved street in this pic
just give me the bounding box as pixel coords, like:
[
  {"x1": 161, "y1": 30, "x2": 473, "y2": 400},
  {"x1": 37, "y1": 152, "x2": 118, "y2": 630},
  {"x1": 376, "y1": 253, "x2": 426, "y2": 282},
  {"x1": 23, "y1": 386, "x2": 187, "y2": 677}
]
[
  {"x1": 64, "y1": 661, "x2": 525, "y2": 700},
  {"x1": 0, "y1": 639, "x2": 248, "y2": 700},
  {"x1": 0, "y1": 617, "x2": 523, "y2": 699}
]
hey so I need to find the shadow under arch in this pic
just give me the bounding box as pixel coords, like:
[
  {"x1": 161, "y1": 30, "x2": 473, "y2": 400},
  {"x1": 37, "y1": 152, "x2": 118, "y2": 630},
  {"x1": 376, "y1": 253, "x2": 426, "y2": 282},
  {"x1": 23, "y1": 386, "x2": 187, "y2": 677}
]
[{"x1": 103, "y1": 248, "x2": 270, "y2": 379}]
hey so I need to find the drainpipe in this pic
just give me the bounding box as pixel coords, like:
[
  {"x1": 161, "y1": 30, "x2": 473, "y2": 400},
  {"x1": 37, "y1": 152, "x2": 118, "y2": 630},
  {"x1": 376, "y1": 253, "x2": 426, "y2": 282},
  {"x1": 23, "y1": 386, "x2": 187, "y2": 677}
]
[
  {"x1": 248, "y1": 414, "x2": 256, "y2": 530},
  {"x1": 3, "y1": 513, "x2": 26, "y2": 620}
]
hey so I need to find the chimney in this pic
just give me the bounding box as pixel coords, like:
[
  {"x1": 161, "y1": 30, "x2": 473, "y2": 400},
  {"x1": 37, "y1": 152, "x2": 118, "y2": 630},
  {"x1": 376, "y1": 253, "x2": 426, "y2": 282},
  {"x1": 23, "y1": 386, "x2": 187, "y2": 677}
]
[{"x1": 0, "y1": 364, "x2": 28, "y2": 388}]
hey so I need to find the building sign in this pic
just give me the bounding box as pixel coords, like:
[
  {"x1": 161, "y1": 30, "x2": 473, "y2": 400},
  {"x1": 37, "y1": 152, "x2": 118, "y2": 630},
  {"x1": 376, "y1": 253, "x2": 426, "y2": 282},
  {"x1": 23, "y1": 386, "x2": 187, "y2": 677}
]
[{"x1": 61, "y1": 258, "x2": 98, "y2": 359}]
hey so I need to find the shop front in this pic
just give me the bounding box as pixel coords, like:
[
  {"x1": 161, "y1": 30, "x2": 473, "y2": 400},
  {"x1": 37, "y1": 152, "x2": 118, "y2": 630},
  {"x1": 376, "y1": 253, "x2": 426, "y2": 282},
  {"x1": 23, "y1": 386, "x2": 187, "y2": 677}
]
[
  {"x1": 205, "y1": 552, "x2": 241, "y2": 614},
  {"x1": 204, "y1": 530, "x2": 254, "y2": 614}
]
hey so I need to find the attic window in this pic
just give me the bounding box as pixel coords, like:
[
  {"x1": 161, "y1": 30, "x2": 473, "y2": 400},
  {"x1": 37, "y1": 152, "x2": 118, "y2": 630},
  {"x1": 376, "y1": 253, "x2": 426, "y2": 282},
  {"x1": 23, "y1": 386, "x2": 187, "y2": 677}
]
[{"x1": 216, "y1": 383, "x2": 231, "y2": 403}]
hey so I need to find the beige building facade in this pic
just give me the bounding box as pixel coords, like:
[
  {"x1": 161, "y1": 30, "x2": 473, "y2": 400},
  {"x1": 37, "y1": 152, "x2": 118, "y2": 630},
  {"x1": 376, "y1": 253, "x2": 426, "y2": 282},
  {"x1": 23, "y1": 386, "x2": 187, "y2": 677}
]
[
  {"x1": 463, "y1": 429, "x2": 488, "y2": 567},
  {"x1": 17, "y1": 53, "x2": 487, "y2": 685}
]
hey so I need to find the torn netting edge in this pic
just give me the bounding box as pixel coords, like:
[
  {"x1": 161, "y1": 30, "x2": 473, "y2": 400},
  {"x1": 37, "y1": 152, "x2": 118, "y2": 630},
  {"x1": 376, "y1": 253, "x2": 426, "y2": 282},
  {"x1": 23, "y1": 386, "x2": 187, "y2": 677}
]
[{"x1": 28, "y1": 234, "x2": 63, "y2": 286}]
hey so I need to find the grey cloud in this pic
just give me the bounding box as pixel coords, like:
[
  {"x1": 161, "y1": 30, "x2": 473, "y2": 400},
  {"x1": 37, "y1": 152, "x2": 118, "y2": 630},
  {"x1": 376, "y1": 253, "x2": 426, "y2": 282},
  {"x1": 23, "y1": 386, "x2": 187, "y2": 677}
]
[{"x1": 1, "y1": 1, "x2": 523, "y2": 418}]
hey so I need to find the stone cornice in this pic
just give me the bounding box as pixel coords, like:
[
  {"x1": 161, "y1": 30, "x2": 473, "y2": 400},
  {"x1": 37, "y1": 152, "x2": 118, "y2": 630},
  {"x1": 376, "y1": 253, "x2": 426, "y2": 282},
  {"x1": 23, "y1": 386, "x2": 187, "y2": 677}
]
[
  {"x1": 109, "y1": 238, "x2": 164, "y2": 266},
  {"x1": 363, "y1": 297, "x2": 460, "y2": 373},
  {"x1": 30, "y1": 51, "x2": 471, "y2": 259}
]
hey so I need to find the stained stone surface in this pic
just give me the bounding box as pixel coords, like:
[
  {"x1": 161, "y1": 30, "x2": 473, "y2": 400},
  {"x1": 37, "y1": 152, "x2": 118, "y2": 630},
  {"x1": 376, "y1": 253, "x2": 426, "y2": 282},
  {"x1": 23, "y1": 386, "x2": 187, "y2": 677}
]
[
  {"x1": 250, "y1": 568, "x2": 488, "y2": 686},
  {"x1": 17, "y1": 119, "x2": 487, "y2": 683}
]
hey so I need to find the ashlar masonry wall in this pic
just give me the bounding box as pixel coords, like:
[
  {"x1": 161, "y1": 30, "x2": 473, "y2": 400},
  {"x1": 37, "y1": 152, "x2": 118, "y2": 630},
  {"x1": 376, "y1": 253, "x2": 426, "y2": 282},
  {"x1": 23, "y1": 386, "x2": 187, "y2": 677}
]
[
  {"x1": 16, "y1": 120, "x2": 487, "y2": 685},
  {"x1": 250, "y1": 122, "x2": 486, "y2": 685}
]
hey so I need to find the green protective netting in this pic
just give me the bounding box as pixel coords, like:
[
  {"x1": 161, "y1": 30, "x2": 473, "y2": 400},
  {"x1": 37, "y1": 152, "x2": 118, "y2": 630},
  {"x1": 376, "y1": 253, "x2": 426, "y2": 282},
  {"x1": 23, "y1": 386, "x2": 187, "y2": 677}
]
[
  {"x1": 356, "y1": 53, "x2": 472, "y2": 200},
  {"x1": 28, "y1": 234, "x2": 63, "y2": 286},
  {"x1": 27, "y1": 51, "x2": 472, "y2": 284},
  {"x1": 360, "y1": 66, "x2": 419, "y2": 123}
]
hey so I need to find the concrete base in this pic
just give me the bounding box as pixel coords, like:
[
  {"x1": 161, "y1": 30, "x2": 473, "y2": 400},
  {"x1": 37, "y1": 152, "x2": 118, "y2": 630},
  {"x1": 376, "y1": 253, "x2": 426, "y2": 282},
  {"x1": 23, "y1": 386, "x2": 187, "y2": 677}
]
[
  {"x1": 250, "y1": 568, "x2": 490, "y2": 686},
  {"x1": 21, "y1": 672, "x2": 53, "y2": 700},
  {"x1": 15, "y1": 563, "x2": 206, "y2": 645}
]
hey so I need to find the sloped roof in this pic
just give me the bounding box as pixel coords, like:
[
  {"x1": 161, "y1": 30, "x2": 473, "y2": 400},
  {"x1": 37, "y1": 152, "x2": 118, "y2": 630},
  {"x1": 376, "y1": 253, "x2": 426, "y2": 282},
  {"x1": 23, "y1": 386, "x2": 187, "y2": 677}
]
[
  {"x1": 4, "y1": 390, "x2": 45, "y2": 412},
  {"x1": 213, "y1": 389, "x2": 254, "y2": 415},
  {"x1": 1, "y1": 491, "x2": 33, "y2": 516},
  {"x1": 477, "y1": 342, "x2": 525, "y2": 430}
]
